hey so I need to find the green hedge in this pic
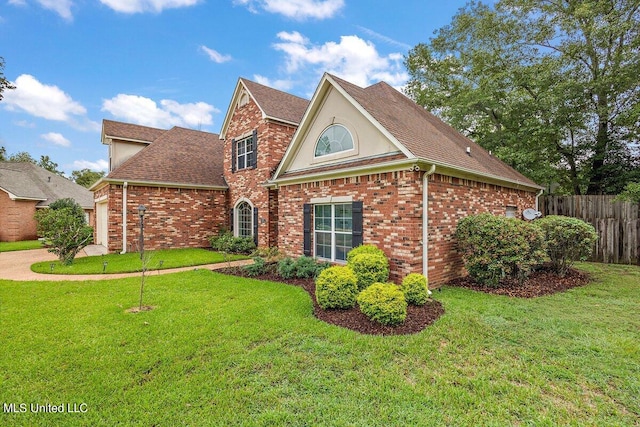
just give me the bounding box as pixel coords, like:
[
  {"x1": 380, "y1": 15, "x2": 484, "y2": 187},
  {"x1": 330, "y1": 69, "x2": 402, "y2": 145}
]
[
  {"x1": 537, "y1": 215, "x2": 597, "y2": 276},
  {"x1": 349, "y1": 253, "x2": 390, "y2": 291},
  {"x1": 346, "y1": 244, "x2": 386, "y2": 263},
  {"x1": 455, "y1": 213, "x2": 546, "y2": 286},
  {"x1": 400, "y1": 273, "x2": 429, "y2": 306},
  {"x1": 315, "y1": 266, "x2": 359, "y2": 309},
  {"x1": 357, "y1": 283, "x2": 407, "y2": 326}
]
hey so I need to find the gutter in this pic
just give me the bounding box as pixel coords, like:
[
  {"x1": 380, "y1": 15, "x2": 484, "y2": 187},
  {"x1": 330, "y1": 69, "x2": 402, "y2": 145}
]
[
  {"x1": 535, "y1": 188, "x2": 544, "y2": 212},
  {"x1": 422, "y1": 165, "x2": 437, "y2": 278},
  {"x1": 121, "y1": 181, "x2": 128, "y2": 254}
]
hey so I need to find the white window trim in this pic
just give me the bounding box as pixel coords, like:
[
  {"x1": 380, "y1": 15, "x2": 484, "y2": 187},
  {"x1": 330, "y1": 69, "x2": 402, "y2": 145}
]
[
  {"x1": 313, "y1": 203, "x2": 353, "y2": 263},
  {"x1": 234, "y1": 198, "x2": 254, "y2": 238},
  {"x1": 235, "y1": 135, "x2": 254, "y2": 171},
  {"x1": 312, "y1": 123, "x2": 358, "y2": 165}
]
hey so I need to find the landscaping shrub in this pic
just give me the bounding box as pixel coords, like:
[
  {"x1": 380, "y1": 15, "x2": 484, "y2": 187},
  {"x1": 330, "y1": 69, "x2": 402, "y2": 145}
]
[
  {"x1": 277, "y1": 256, "x2": 330, "y2": 279},
  {"x1": 209, "y1": 231, "x2": 256, "y2": 254},
  {"x1": 537, "y1": 215, "x2": 597, "y2": 277},
  {"x1": 346, "y1": 244, "x2": 386, "y2": 263},
  {"x1": 277, "y1": 257, "x2": 296, "y2": 279},
  {"x1": 243, "y1": 256, "x2": 270, "y2": 277},
  {"x1": 349, "y1": 253, "x2": 390, "y2": 291},
  {"x1": 315, "y1": 266, "x2": 359, "y2": 309},
  {"x1": 34, "y1": 199, "x2": 93, "y2": 265},
  {"x1": 357, "y1": 282, "x2": 407, "y2": 326},
  {"x1": 293, "y1": 256, "x2": 323, "y2": 278},
  {"x1": 400, "y1": 273, "x2": 429, "y2": 306},
  {"x1": 455, "y1": 213, "x2": 546, "y2": 286}
]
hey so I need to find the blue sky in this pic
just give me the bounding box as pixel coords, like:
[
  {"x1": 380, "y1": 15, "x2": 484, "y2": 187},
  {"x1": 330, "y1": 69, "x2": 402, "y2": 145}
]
[{"x1": 0, "y1": 0, "x2": 472, "y2": 176}]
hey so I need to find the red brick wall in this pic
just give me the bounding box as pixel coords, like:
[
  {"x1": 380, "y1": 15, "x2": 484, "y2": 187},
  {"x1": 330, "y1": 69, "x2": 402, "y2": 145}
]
[
  {"x1": 223, "y1": 97, "x2": 297, "y2": 247},
  {"x1": 277, "y1": 171, "x2": 537, "y2": 286},
  {"x1": 98, "y1": 183, "x2": 226, "y2": 253},
  {"x1": 426, "y1": 174, "x2": 536, "y2": 285},
  {"x1": 0, "y1": 191, "x2": 39, "y2": 241}
]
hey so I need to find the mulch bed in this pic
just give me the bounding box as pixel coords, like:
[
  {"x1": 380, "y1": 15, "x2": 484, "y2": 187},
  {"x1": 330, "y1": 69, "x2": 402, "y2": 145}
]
[
  {"x1": 215, "y1": 266, "x2": 445, "y2": 335},
  {"x1": 214, "y1": 263, "x2": 589, "y2": 335},
  {"x1": 447, "y1": 264, "x2": 590, "y2": 298}
]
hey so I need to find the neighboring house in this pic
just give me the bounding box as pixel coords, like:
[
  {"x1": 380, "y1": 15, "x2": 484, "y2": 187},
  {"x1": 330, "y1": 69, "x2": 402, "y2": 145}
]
[
  {"x1": 92, "y1": 73, "x2": 542, "y2": 285},
  {"x1": 0, "y1": 161, "x2": 94, "y2": 242}
]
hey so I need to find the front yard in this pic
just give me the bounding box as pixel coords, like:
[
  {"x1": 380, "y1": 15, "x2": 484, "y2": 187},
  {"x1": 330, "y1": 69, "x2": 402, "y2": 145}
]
[{"x1": 0, "y1": 263, "x2": 638, "y2": 426}]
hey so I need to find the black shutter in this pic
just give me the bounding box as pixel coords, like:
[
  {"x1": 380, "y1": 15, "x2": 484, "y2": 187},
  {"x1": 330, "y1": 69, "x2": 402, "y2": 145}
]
[
  {"x1": 352, "y1": 201, "x2": 363, "y2": 248},
  {"x1": 251, "y1": 129, "x2": 258, "y2": 169},
  {"x1": 303, "y1": 204, "x2": 312, "y2": 256},
  {"x1": 253, "y1": 207, "x2": 259, "y2": 245},
  {"x1": 229, "y1": 208, "x2": 234, "y2": 233},
  {"x1": 231, "y1": 139, "x2": 236, "y2": 173}
]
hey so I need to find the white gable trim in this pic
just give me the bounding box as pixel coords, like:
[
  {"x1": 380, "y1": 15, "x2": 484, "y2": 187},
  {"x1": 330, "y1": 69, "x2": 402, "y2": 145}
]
[{"x1": 272, "y1": 73, "x2": 414, "y2": 181}]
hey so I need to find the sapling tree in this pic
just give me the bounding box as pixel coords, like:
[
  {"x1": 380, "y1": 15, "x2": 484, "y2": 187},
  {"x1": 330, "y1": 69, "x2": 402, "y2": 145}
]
[{"x1": 35, "y1": 198, "x2": 93, "y2": 265}]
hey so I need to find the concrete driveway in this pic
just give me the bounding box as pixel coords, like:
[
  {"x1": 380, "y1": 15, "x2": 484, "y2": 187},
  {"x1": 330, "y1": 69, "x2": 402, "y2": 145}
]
[{"x1": 0, "y1": 247, "x2": 251, "y2": 281}]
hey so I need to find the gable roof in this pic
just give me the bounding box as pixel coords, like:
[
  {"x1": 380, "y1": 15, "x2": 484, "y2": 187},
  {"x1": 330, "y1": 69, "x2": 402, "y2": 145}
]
[
  {"x1": 102, "y1": 119, "x2": 165, "y2": 144},
  {"x1": 273, "y1": 73, "x2": 541, "y2": 190},
  {"x1": 0, "y1": 162, "x2": 93, "y2": 209},
  {"x1": 220, "y1": 77, "x2": 309, "y2": 139},
  {"x1": 99, "y1": 126, "x2": 227, "y2": 189}
]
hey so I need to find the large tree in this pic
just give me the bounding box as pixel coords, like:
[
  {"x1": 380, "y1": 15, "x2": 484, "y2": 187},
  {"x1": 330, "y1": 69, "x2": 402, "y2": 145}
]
[
  {"x1": 71, "y1": 168, "x2": 105, "y2": 188},
  {"x1": 405, "y1": 0, "x2": 640, "y2": 194},
  {"x1": 0, "y1": 57, "x2": 15, "y2": 101}
]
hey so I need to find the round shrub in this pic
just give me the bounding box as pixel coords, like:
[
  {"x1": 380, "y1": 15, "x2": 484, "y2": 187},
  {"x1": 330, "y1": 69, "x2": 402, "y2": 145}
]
[
  {"x1": 537, "y1": 215, "x2": 597, "y2": 276},
  {"x1": 455, "y1": 213, "x2": 546, "y2": 286},
  {"x1": 346, "y1": 244, "x2": 386, "y2": 263},
  {"x1": 357, "y1": 283, "x2": 407, "y2": 326},
  {"x1": 400, "y1": 273, "x2": 429, "y2": 306},
  {"x1": 349, "y1": 253, "x2": 390, "y2": 291},
  {"x1": 315, "y1": 266, "x2": 359, "y2": 309}
]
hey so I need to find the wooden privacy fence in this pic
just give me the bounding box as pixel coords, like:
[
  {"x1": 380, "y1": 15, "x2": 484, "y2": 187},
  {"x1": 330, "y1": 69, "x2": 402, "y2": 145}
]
[{"x1": 540, "y1": 195, "x2": 640, "y2": 264}]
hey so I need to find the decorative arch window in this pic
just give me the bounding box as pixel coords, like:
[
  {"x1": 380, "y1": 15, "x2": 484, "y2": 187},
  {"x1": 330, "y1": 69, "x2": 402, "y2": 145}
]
[
  {"x1": 314, "y1": 124, "x2": 354, "y2": 157},
  {"x1": 236, "y1": 201, "x2": 253, "y2": 238}
]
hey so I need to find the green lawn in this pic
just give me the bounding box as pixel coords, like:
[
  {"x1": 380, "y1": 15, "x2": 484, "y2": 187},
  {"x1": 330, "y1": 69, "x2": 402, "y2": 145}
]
[
  {"x1": 0, "y1": 240, "x2": 43, "y2": 252},
  {"x1": 30, "y1": 248, "x2": 248, "y2": 274},
  {"x1": 0, "y1": 263, "x2": 638, "y2": 426}
]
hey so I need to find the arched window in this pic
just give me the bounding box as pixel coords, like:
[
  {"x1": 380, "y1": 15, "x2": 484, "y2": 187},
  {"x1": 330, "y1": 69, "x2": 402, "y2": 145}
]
[
  {"x1": 314, "y1": 124, "x2": 354, "y2": 157},
  {"x1": 236, "y1": 201, "x2": 253, "y2": 238}
]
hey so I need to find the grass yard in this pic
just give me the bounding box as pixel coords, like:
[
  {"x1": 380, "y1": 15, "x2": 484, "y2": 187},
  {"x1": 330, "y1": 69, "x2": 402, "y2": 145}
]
[
  {"x1": 0, "y1": 263, "x2": 638, "y2": 426},
  {"x1": 0, "y1": 240, "x2": 43, "y2": 252},
  {"x1": 30, "y1": 248, "x2": 248, "y2": 274}
]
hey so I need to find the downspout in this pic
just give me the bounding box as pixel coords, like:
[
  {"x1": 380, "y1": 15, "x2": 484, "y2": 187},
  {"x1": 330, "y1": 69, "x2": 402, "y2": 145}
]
[
  {"x1": 535, "y1": 188, "x2": 544, "y2": 213},
  {"x1": 422, "y1": 165, "x2": 436, "y2": 278},
  {"x1": 121, "y1": 181, "x2": 128, "y2": 254}
]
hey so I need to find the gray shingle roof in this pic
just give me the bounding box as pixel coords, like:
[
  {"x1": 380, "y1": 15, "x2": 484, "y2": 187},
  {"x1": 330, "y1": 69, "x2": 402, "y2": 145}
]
[
  {"x1": 0, "y1": 162, "x2": 94, "y2": 208},
  {"x1": 106, "y1": 126, "x2": 227, "y2": 187},
  {"x1": 329, "y1": 74, "x2": 540, "y2": 188},
  {"x1": 102, "y1": 119, "x2": 166, "y2": 142},
  {"x1": 240, "y1": 78, "x2": 309, "y2": 125}
]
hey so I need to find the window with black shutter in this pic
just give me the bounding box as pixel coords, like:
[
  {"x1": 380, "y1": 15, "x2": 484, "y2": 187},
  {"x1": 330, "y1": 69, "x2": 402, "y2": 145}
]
[
  {"x1": 234, "y1": 132, "x2": 255, "y2": 171},
  {"x1": 305, "y1": 201, "x2": 363, "y2": 262}
]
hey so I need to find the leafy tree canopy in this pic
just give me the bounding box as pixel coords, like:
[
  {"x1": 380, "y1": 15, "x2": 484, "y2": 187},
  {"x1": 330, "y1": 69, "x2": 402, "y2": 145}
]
[
  {"x1": 405, "y1": 0, "x2": 640, "y2": 195},
  {"x1": 0, "y1": 56, "x2": 15, "y2": 101},
  {"x1": 0, "y1": 147, "x2": 65, "y2": 176},
  {"x1": 71, "y1": 168, "x2": 105, "y2": 188}
]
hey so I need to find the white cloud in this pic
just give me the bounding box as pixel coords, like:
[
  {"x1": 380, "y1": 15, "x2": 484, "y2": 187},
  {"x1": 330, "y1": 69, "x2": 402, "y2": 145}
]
[
  {"x1": 3, "y1": 74, "x2": 99, "y2": 131},
  {"x1": 72, "y1": 159, "x2": 109, "y2": 172},
  {"x1": 9, "y1": 0, "x2": 74, "y2": 20},
  {"x1": 253, "y1": 75, "x2": 294, "y2": 92},
  {"x1": 102, "y1": 94, "x2": 218, "y2": 129},
  {"x1": 235, "y1": 0, "x2": 343, "y2": 20},
  {"x1": 99, "y1": 0, "x2": 201, "y2": 14},
  {"x1": 272, "y1": 31, "x2": 409, "y2": 88},
  {"x1": 200, "y1": 46, "x2": 232, "y2": 63},
  {"x1": 41, "y1": 132, "x2": 71, "y2": 147}
]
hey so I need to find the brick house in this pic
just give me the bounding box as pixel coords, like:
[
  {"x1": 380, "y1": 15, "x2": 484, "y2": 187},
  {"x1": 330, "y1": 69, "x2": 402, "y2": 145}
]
[
  {"x1": 91, "y1": 121, "x2": 227, "y2": 253},
  {"x1": 0, "y1": 161, "x2": 94, "y2": 242},
  {"x1": 92, "y1": 73, "x2": 542, "y2": 285}
]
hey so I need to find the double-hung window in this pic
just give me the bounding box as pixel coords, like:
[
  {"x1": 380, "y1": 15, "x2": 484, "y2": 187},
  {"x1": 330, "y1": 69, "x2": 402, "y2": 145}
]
[
  {"x1": 236, "y1": 135, "x2": 254, "y2": 170},
  {"x1": 314, "y1": 203, "x2": 353, "y2": 262}
]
